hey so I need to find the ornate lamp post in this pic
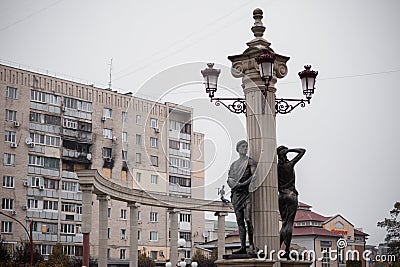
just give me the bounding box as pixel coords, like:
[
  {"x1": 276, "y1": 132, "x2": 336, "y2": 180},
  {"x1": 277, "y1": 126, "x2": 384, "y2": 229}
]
[{"x1": 201, "y1": 8, "x2": 319, "y2": 262}]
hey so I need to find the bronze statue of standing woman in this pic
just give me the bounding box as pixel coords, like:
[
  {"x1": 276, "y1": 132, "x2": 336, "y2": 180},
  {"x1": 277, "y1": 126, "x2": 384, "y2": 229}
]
[
  {"x1": 227, "y1": 140, "x2": 256, "y2": 254},
  {"x1": 277, "y1": 145, "x2": 306, "y2": 259}
]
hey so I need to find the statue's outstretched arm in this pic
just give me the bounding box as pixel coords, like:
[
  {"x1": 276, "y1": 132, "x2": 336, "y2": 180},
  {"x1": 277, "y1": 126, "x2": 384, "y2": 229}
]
[{"x1": 286, "y1": 148, "x2": 306, "y2": 166}]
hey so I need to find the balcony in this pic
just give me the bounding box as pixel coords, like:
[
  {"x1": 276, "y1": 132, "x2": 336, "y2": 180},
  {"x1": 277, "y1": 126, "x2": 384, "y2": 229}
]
[
  {"x1": 28, "y1": 166, "x2": 59, "y2": 177},
  {"x1": 29, "y1": 123, "x2": 61, "y2": 135},
  {"x1": 30, "y1": 102, "x2": 61, "y2": 114},
  {"x1": 32, "y1": 233, "x2": 58, "y2": 242},
  {"x1": 62, "y1": 171, "x2": 78, "y2": 180},
  {"x1": 169, "y1": 183, "x2": 191, "y2": 195},
  {"x1": 27, "y1": 188, "x2": 59, "y2": 198},
  {"x1": 62, "y1": 129, "x2": 92, "y2": 142},
  {"x1": 62, "y1": 149, "x2": 91, "y2": 162},
  {"x1": 60, "y1": 234, "x2": 83, "y2": 243},
  {"x1": 64, "y1": 107, "x2": 91, "y2": 120},
  {"x1": 27, "y1": 210, "x2": 58, "y2": 220}
]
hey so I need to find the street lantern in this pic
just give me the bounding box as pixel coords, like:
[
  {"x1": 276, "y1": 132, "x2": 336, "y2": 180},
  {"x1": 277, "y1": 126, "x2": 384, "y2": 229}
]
[
  {"x1": 201, "y1": 63, "x2": 221, "y2": 98},
  {"x1": 178, "y1": 238, "x2": 186, "y2": 247},
  {"x1": 298, "y1": 65, "x2": 318, "y2": 99},
  {"x1": 256, "y1": 49, "x2": 276, "y2": 87}
]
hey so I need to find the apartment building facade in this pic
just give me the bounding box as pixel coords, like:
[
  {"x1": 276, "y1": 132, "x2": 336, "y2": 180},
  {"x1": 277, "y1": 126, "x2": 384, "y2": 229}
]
[{"x1": 0, "y1": 63, "x2": 205, "y2": 265}]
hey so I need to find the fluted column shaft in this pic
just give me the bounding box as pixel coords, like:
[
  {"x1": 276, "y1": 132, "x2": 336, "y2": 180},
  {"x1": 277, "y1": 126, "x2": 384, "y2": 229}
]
[
  {"x1": 97, "y1": 195, "x2": 109, "y2": 267},
  {"x1": 128, "y1": 202, "x2": 139, "y2": 267}
]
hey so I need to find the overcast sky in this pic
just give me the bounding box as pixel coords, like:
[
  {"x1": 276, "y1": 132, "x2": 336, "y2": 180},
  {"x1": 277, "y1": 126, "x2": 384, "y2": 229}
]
[{"x1": 1, "y1": 0, "x2": 399, "y2": 246}]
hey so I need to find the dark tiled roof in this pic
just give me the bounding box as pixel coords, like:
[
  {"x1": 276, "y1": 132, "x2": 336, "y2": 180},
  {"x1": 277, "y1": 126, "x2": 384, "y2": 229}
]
[
  {"x1": 295, "y1": 209, "x2": 331, "y2": 222},
  {"x1": 293, "y1": 226, "x2": 341, "y2": 237},
  {"x1": 354, "y1": 228, "x2": 369, "y2": 236}
]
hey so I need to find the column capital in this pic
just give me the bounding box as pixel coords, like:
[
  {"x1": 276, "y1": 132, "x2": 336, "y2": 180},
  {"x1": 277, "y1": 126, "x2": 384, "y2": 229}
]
[
  {"x1": 128, "y1": 202, "x2": 141, "y2": 208},
  {"x1": 96, "y1": 194, "x2": 109, "y2": 201},
  {"x1": 168, "y1": 208, "x2": 179, "y2": 213},
  {"x1": 80, "y1": 184, "x2": 94, "y2": 192},
  {"x1": 214, "y1": 212, "x2": 228, "y2": 217}
]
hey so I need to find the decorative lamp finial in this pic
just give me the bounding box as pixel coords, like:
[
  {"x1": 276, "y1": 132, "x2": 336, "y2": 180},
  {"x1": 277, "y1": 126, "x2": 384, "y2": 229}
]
[{"x1": 252, "y1": 8, "x2": 266, "y2": 38}]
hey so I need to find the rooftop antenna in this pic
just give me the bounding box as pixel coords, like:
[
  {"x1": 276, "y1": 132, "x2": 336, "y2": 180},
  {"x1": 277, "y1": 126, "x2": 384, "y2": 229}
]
[{"x1": 108, "y1": 58, "x2": 113, "y2": 90}]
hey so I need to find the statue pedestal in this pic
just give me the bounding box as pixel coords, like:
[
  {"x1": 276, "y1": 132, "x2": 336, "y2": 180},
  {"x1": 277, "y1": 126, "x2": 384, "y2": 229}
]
[{"x1": 215, "y1": 259, "x2": 275, "y2": 267}]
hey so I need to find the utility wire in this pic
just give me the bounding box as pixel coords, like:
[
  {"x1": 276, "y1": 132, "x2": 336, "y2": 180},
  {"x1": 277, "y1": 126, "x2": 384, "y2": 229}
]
[{"x1": 0, "y1": 0, "x2": 64, "y2": 32}]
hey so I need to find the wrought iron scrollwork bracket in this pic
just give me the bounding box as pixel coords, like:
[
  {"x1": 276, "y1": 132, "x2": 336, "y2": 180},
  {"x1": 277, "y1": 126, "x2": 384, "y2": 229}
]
[
  {"x1": 211, "y1": 98, "x2": 247, "y2": 114},
  {"x1": 211, "y1": 97, "x2": 311, "y2": 115}
]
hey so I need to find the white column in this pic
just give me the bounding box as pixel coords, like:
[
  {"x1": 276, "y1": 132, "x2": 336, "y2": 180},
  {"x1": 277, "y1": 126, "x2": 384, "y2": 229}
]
[
  {"x1": 169, "y1": 208, "x2": 179, "y2": 265},
  {"x1": 81, "y1": 185, "x2": 93, "y2": 267},
  {"x1": 216, "y1": 212, "x2": 227, "y2": 259},
  {"x1": 128, "y1": 202, "x2": 140, "y2": 267},
  {"x1": 97, "y1": 194, "x2": 109, "y2": 267}
]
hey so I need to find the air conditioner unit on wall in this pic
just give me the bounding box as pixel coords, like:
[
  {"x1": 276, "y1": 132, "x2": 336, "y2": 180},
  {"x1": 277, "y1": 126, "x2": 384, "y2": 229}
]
[
  {"x1": 21, "y1": 205, "x2": 27, "y2": 210},
  {"x1": 23, "y1": 181, "x2": 29, "y2": 187},
  {"x1": 13, "y1": 121, "x2": 20, "y2": 127},
  {"x1": 10, "y1": 143, "x2": 17, "y2": 148},
  {"x1": 101, "y1": 116, "x2": 106, "y2": 121},
  {"x1": 154, "y1": 128, "x2": 160, "y2": 133},
  {"x1": 11, "y1": 210, "x2": 17, "y2": 215}
]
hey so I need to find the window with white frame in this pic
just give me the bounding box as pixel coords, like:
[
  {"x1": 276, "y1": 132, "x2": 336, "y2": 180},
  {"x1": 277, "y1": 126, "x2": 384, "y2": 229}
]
[
  {"x1": 43, "y1": 223, "x2": 58, "y2": 234},
  {"x1": 61, "y1": 202, "x2": 76, "y2": 212},
  {"x1": 181, "y1": 142, "x2": 191, "y2": 151},
  {"x1": 179, "y1": 213, "x2": 191, "y2": 222},
  {"x1": 321, "y1": 247, "x2": 331, "y2": 267},
  {"x1": 76, "y1": 205, "x2": 82, "y2": 214},
  {"x1": 30, "y1": 90, "x2": 46, "y2": 102},
  {"x1": 1, "y1": 221, "x2": 13, "y2": 233},
  {"x1": 150, "y1": 155, "x2": 158, "y2": 166},
  {"x1": 4, "y1": 131, "x2": 16, "y2": 143},
  {"x1": 43, "y1": 200, "x2": 58, "y2": 211},
  {"x1": 122, "y1": 150, "x2": 127, "y2": 161},
  {"x1": 136, "y1": 172, "x2": 141, "y2": 183},
  {"x1": 103, "y1": 128, "x2": 113, "y2": 139},
  {"x1": 169, "y1": 140, "x2": 180, "y2": 150},
  {"x1": 2, "y1": 176, "x2": 14, "y2": 188},
  {"x1": 150, "y1": 211, "x2": 158, "y2": 222},
  {"x1": 122, "y1": 132, "x2": 127, "y2": 143},
  {"x1": 150, "y1": 118, "x2": 158, "y2": 128},
  {"x1": 136, "y1": 115, "x2": 142, "y2": 125},
  {"x1": 135, "y1": 153, "x2": 141, "y2": 164},
  {"x1": 3, "y1": 153, "x2": 15, "y2": 166},
  {"x1": 103, "y1": 108, "x2": 112, "y2": 119},
  {"x1": 120, "y1": 249, "x2": 126, "y2": 259},
  {"x1": 120, "y1": 209, "x2": 127, "y2": 219},
  {"x1": 137, "y1": 211, "x2": 142, "y2": 221},
  {"x1": 136, "y1": 134, "x2": 142, "y2": 145},
  {"x1": 102, "y1": 147, "x2": 112, "y2": 159},
  {"x1": 63, "y1": 118, "x2": 77, "y2": 129},
  {"x1": 151, "y1": 175, "x2": 158, "y2": 184},
  {"x1": 179, "y1": 231, "x2": 192, "y2": 241},
  {"x1": 5, "y1": 110, "x2": 17, "y2": 121},
  {"x1": 43, "y1": 178, "x2": 59, "y2": 189},
  {"x1": 30, "y1": 176, "x2": 41, "y2": 187},
  {"x1": 60, "y1": 224, "x2": 75, "y2": 234},
  {"x1": 150, "y1": 137, "x2": 158, "y2": 148},
  {"x1": 1, "y1": 198, "x2": 14, "y2": 210},
  {"x1": 121, "y1": 229, "x2": 127, "y2": 240},
  {"x1": 6, "y1": 86, "x2": 17, "y2": 99},
  {"x1": 62, "y1": 181, "x2": 79, "y2": 192},
  {"x1": 122, "y1": 112, "x2": 127, "y2": 123},
  {"x1": 150, "y1": 231, "x2": 158, "y2": 241},
  {"x1": 27, "y1": 199, "x2": 39, "y2": 209}
]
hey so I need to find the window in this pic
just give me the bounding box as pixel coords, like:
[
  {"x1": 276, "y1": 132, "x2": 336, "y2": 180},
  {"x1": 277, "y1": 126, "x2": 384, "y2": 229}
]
[
  {"x1": 169, "y1": 157, "x2": 190, "y2": 169},
  {"x1": 150, "y1": 251, "x2": 158, "y2": 260},
  {"x1": 43, "y1": 223, "x2": 58, "y2": 234},
  {"x1": 60, "y1": 224, "x2": 75, "y2": 234},
  {"x1": 61, "y1": 181, "x2": 79, "y2": 192},
  {"x1": 150, "y1": 137, "x2": 158, "y2": 148},
  {"x1": 103, "y1": 108, "x2": 112, "y2": 119},
  {"x1": 136, "y1": 134, "x2": 142, "y2": 145},
  {"x1": 120, "y1": 249, "x2": 126, "y2": 260},
  {"x1": 103, "y1": 128, "x2": 113, "y2": 139},
  {"x1": 43, "y1": 178, "x2": 59, "y2": 189},
  {"x1": 120, "y1": 209, "x2": 127, "y2": 219},
  {"x1": 2, "y1": 176, "x2": 14, "y2": 188},
  {"x1": 76, "y1": 205, "x2": 82, "y2": 214},
  {"x1": 179, "y1": 213, "x2": 191, "y2": 222},
  {"x1": 136, "y1": 172, "x2": 141, "y2": 183},
  {"x1": 122, "y1": 112, "x2": 127, "y2": 123},
  {"x1": 138, "y1": 230, "x2": 141, "y2": 240},
  {"x1": 150, "y1": 118, "x2": 158, "y2": 128},
  {"x1": 136, "y1": 153, "x2": 141, "y2": 164},
  {"x1": 2, "y1": 198, "x2": 14, "y2": 210},
  {"x1": 30, "y1": 176, "x2": 41, "y2": 187},
  {"x1": 107, "y1": 249, "x2": 110, "y2": 259},
  {"x1": 108, "y1": 207, "x2": 111, "y2": 218},
  {"x1": 3, "y1": 154, "x2": 15, "y2": 166},
  {"x1": 137, "y1": 211, "x2": 142, "y2": 221},
  {"x1": 121, "y1": 229, "x2": 127, "y2": 240},
  {"x1": 136, "y1": 115, "x2": 142, "y2": 125},
  {"x1": 122, "y1": 132, "x2": 127, "y2": 143},
  {"x1": 150, "y1": 212, "x2": 158, "y2": 222},
  {"x1": 6, "y1": 86, "x2": 17, "y2": 99},
  {"x1": 150, "y1": 231, "x2": 158, "y2": 241},
  {"x1": 181, "y1": 142, "x2": 191, "y2": 150},
  {"x1": 4, "y1": 131, "x2": 16, "y2": 143},
  {"x1": 169, "y1": 176, "x2": 191, "y2": 187},
  {"x1": 169, "y1": 140, "x2": 180, "y2": 150},
  {"x1": 44, "y1": 200, "x2": 58, "y2": 211},
  {"x1": 151, "y1": 175, "x2": 158, "y2": 184},
  {"x1": 179, "y1": 231, "x2": 191, "y2": 241},
  {"x1": 122, "y1": 150, "x2": 127, "y2": 161},
  {"x1": 1, "y1": 221, "x2": 13, "y2": 233},
  {"x1": 63, "y1": 118, "x2": 77, "y2": 129},
  {"x1": 103, "y1": 147, "x2": 112, "y2": 159},
  {"x1": 107, "y1": 228, "x2": 111, "y2": 238},
  {"x1": 5, "y1": 110, "x2": 17, "y2": 121},
  {"x1": 30, "y1": 90, "x2": 45, "y2": 102},
  {"x1": 150, "y1": 156, "x2": 158, "y2": 166},
  {"x1": 30, "y1": 133, "x2": 60, "y2": 147},
  {"x1": 27, "y1": 199, "x2": 39, "y2": 209},
  {"x1": 61, "y1": 202, "x2": 76, "y2": 212},
  {"x1": 321, "y1": 247, "x2": 331, "y2": 267}
]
